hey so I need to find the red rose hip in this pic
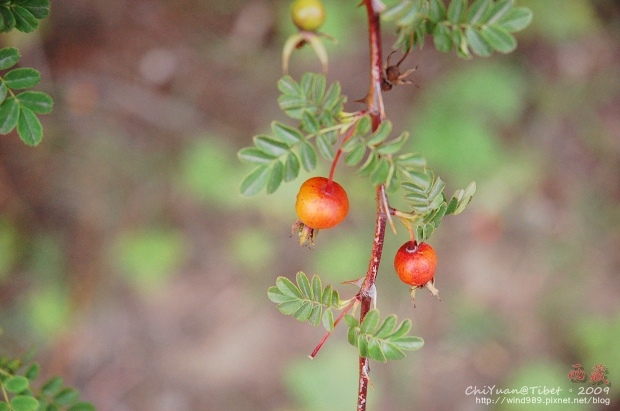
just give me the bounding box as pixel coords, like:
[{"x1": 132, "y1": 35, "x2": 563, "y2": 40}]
[
  {"x1": 295, "y1": 176, "x2": 349, "y2": 229},
  {"x1": 394, "y1": 241, "x2": 440, "y2": 300}
]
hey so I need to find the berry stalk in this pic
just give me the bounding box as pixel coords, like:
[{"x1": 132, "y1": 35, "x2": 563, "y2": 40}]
[{"x1": 327, "y1": 123, "x2": 358, "y2": 184}]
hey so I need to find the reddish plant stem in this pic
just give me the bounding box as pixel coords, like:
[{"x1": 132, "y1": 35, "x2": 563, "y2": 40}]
[
  {"x1": 328, "y1": 124, "x2": 358, "y2": 183},
  {"x1": 358, "y1": 1, "x2": 387, "y2": 410},
  {"x1": 357, "y1": 186, "x2": 388, "y2": 411},
  {"x1": 309, "y1": 295, "x2": 360, "y2": 359},
  {"x1": 364, "y1": 0, "x2": 386, "y2": 127}
]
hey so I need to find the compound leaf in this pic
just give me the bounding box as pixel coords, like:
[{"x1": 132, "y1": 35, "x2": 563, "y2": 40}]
[
  {"x1": 347, "y1": 310, "x2": 424, "y2": 362},
  {"x1": 268, "y1": 273, "x2": 343, "y2": 330}
]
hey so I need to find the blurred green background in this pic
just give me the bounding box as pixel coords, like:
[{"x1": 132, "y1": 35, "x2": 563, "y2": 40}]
[{"x1": 0, "y1": 0, "x2": 618, "y2": 410}]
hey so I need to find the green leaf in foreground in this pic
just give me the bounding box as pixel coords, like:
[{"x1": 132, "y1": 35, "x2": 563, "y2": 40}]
[
  {"x1": 268, "y1": 272, "x2": 342, "y2": 330},
  {"x1": 3, "y1": 67, "x2": 40, "y2": 89},
  {"x1": 10, "y1": 396, "x2": 39, "y2": 411},
  {"x1": 12, "y1": 6, "x2": 38, "y2": 33},
  {"x1": 482, "y1": 25, "x2": 516, "y2": 53},
  {"x1": 17, "y1": 106, "x2": 42, "y2": 146},
  {"x1": 54, "y1": 387, "x2": 80, "y2": 406},
  {"x1": 0, "y1": 47, "x2": 20, "y2": 70},
  {"x1": 41, "y1": 376, "x2": 63, "y2": 397},
  {"x1": 497, "y1": 7, "x2": 533, "y2": 32},
  {"x1": 240, "y1": 165, "x2": 270, "y2": 196},
  {"x1": 68, "y1": 402, "x2": 96, "y2": 411},
  {"x1": 4, "y1": 375, "x2": 30, "y2": 393},
  {"x1": 346, "y1": 309, "x2": 424, "y2": 362},
  {"x1": 16, "y1": 91, "x2": 53, "y2": 114},
  {"x1": 0, "y1": 96, "x2": 19, "y2": 134}
]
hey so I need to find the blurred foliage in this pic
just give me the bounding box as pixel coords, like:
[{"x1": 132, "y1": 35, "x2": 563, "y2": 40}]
[
  {"x1": 283, "y1": 344, "x2": 378, "y2": 411},
  {"x1": 310, "y1": 234, "x2": 368, "y2": 283},
  {"x1": 179, "y1": 136, "x2": 245, "y2": 209},
  {"x1": 0, "y1": 353, "x2": 94, "y2": 411},
  {"x1": 111, "y1": 228, "x2": 186, "y2": 293},
  {"x1": 411, "y1": 61, "x2": 528, "y2": 183},
  {"x1": 0, "y1": 218, "x2": 18, "y2": 282},
  {"x1": 574, "y1": 314, "x2": 620, "y2": 386},
  {"x1": 24, "y1": 285, "x2": 71, "y2": 341},
  {"x1": 500, "y1": 362, "x2": 589, "y2": 411},
  {"x1": 230, "y1": 227, "x2": 276, "y2": 273},
  {"x1": 521, "y1": 0, "x2": 600, "y2": 41},
  {"x1": 20, "y1": 234, "x2": 70, "y2": 342}
]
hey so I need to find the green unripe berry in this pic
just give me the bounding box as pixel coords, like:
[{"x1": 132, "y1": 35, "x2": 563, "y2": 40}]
[{"x1": 291, "y1": 0, "x2": 326, "y2": 32}]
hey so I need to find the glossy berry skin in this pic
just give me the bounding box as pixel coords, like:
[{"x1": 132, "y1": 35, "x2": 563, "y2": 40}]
[
  {"x1": 394, "y1": 241, "x2": 437, "y2": 287},
  {"x1": 291, "y1": 0, "x2": 326, "y2": 32},
  {"x1": 295, "y1": 177, "x2": 349, "y2": 229}
]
